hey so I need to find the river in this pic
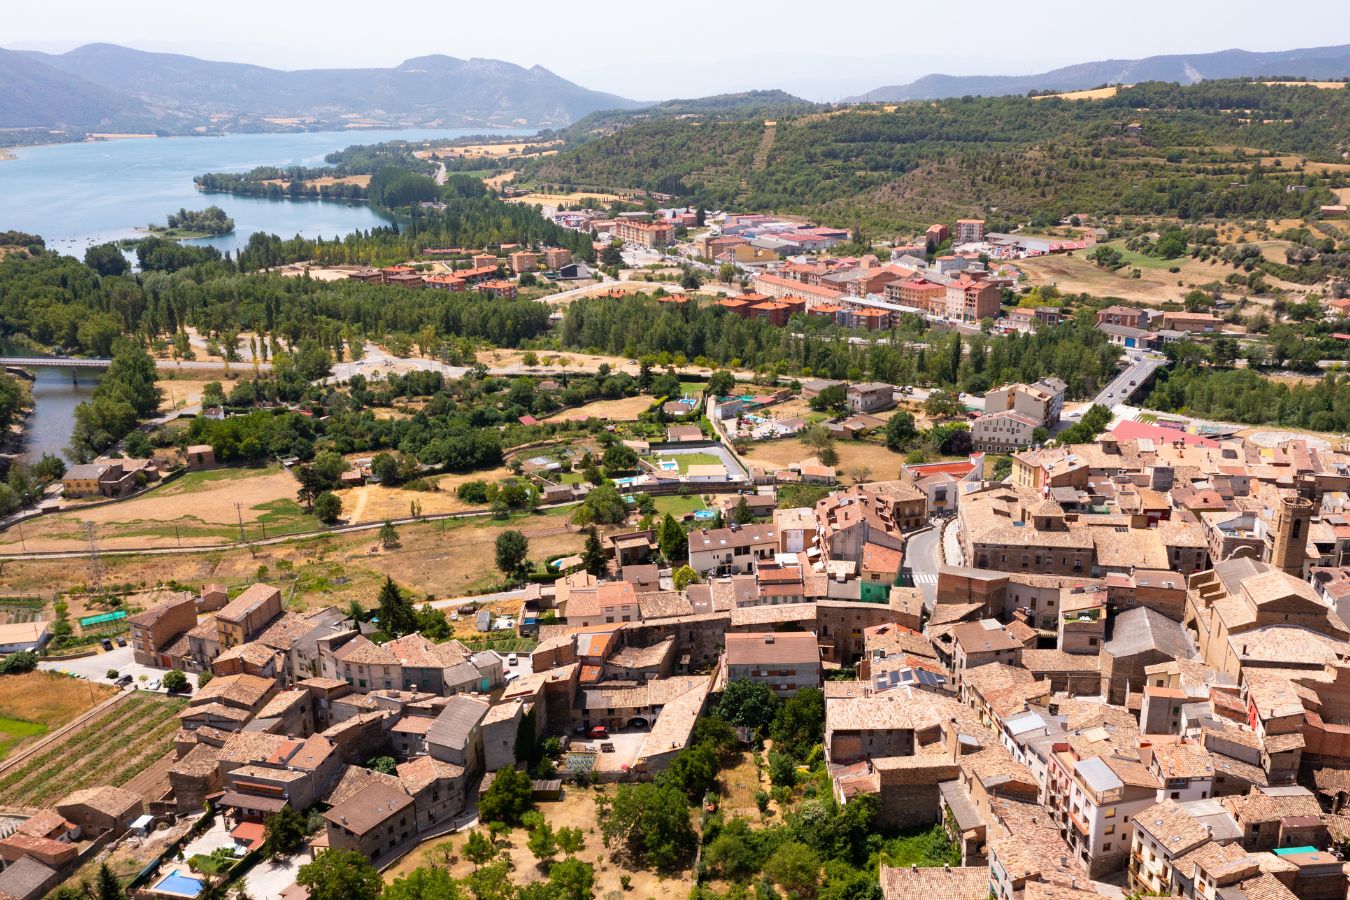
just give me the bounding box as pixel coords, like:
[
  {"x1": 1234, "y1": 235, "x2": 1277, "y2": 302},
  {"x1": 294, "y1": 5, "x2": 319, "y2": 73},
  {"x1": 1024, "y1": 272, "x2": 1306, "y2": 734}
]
[
  {"x1": 0, "y1": 127, "x2": 534, "y2": 257},
  {"x1": 19, "y1": 368, "x2": 95, "y2": 463}
]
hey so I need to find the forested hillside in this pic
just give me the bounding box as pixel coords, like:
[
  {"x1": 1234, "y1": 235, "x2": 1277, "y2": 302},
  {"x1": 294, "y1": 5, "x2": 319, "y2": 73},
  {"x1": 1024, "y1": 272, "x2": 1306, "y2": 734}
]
[{"x1": 519, "y1": 81, "x2": 1350, "y2": 233}]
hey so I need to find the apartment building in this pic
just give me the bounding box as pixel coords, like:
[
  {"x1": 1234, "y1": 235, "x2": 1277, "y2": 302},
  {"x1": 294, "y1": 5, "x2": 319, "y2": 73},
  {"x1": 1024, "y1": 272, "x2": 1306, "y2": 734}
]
[
  {"x1": 944, "y1": 277, "x2": 1001, "y2": 323},
  {"x1": 884, "y1": 276, "x2": 947, "y2": 313},
  {"x1": 615, "y1": 219, "x2": 674, "y2": 248},
  {"x1": 128, "y1": 593, "x2": 198, "y2": 667},
  {"x1": 1049, "y1": 749, "x2": 1161, "y2": 876},
  {"x1": 688, "y1": 523, "x2": 778, "y2": 576},
  {"x1": 984, "y1": 379, "x2": 1067, "y2": 427},
  {"x1": 954, "y1": 219, "x2": 986, "y2": 243},
  {"x1": 724, "y1": 631, "x2": 821, "y2": 697},
  {"x1": 971, "y1": 411, "x2": 1040, "y2": 452},
  {"x1": 542, "y1": 247, "x2": 572, "y2": 269}
]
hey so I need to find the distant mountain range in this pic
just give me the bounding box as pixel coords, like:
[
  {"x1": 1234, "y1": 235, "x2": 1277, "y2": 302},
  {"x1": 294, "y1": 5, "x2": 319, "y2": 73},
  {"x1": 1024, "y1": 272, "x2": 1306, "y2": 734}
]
[
  {"x1": 5, "y1": 41, "x2": 1350, "y2": 137},
  {"x1": 0, "y1": 43, "x2": 641, "y2": 131},
  {"x1": 843, "y1": 44, "x2": 1350, "y2": 102}
]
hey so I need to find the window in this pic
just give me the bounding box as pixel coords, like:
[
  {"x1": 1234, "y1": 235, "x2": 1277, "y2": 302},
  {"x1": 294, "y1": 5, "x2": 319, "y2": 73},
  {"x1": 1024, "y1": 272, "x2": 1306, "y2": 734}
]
[{"x1": 1104, "y1": 808, "x2": 1116, "y2": 818}]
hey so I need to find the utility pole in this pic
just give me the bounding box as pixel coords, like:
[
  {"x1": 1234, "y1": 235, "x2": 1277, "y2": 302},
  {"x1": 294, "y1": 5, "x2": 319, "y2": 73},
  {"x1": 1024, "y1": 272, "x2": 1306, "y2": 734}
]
[
  {"x1": 234, "y1": 502, "x2": 245, "y2": 543},
  {"x1": 16, "y1": 519, "x2": 25, "y2": 552}
]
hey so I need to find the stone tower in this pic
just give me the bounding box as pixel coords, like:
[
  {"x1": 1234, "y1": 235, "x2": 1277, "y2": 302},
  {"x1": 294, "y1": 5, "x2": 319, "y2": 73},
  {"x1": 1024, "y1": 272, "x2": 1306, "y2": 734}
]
[{"x1": 1270, "y1": 494, "x2": 1314, "y2": 577}]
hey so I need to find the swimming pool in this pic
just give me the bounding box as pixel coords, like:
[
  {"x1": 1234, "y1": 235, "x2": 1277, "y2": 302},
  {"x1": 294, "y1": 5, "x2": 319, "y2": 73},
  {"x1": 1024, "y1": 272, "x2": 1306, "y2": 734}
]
[
  {"x1": 154, "y1": 871, "x2": 205, "y2": 897},
  {"x1": 614, "y1": 476, "x2": 640, "y2": 487},
  {"x1": 657, "y1": 459, "x2": 679, "y2": 472},
  {"x1": 693, "y1": 509, "x2": 717, "y2": 521}
]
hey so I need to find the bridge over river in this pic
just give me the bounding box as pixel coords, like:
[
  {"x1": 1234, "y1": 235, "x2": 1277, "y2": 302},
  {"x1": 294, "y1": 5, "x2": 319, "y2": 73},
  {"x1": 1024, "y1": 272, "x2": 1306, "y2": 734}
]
[{"x1": 0, "y1": 357, "x2": 272, "y2": 372}]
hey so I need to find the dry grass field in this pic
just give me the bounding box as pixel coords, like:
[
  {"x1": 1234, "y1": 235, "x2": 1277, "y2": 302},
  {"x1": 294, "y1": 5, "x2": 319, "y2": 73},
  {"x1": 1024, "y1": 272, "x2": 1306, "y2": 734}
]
[
  {"x1": 340, "y1": 466, "x2": 514, "y2": 523},
  {"x1": 417, "y1": 141, "x2": 561, "y2": 161},
  {"x1": 507, "y1": 191, "x2": 626, "y2": 206},
  {"x1": 383, "y1": 784, "x2": 693, "y2": 898},
  {"x1": 743, "y1": 439, "x2": 907, "y2": 481},
  {"x1": 1261, "y1": 81, "x2": 1347, "y2": 89},
  {"x1": 0, "y1": 511, "x2": 588, "y2": 610},
  {"x1": 1017, "y1": 249, "x2": 1310, "y2": 307},
  {"x1": 1032, "y1": 86, "x2": 1123, "y2": 101},
  {"x1": 155, "y1": 377, "x2": 220, "y2": 413},
  {"x1": 0, "y1": 673, "x2": 117, "y2": 761},
  {"x1": 0, "y1": 466, "x2": 309, "y2": 553},
  {"x1": 545, "y1": 396, "x2": 654, "y2": 422}
]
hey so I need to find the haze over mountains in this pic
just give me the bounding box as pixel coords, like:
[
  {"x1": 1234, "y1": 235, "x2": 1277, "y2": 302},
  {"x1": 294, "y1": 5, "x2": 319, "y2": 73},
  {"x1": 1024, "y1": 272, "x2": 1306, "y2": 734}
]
[
  {"x1": 843, "y1": 43, "x2": 1350, "y2": 102},
  {"x1": 2, "y1": 42, "x2": 1349, "y2": 137},
  {"x1": 1, "y1": 43, "x2": 641, "y2": 130}
]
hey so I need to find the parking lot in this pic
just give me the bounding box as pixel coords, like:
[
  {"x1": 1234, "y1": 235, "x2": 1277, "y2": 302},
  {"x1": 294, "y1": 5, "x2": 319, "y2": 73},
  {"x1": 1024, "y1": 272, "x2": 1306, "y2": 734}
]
[{"x1": 39, "y1": 644, "x2": 173, "y2": 692}]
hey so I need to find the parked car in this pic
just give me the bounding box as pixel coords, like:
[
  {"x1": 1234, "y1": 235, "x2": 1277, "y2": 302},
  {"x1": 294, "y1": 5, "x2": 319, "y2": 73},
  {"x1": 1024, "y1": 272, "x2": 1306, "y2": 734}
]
[
  {"x1": 589, "y1": 725, "x2": 610, "y2": 739},
  {"x1": 116, "y1": 675, "x2": 133, "y2": 686},
  {"x1": 100, "y1": 638, "x2": 114, "y2": 651},
  {"x1": 508, "y1": 653, "x2": 519, "y2": 667},
  {"x1": 115, "y1": 636, "x2": 127, "y2": 647}
]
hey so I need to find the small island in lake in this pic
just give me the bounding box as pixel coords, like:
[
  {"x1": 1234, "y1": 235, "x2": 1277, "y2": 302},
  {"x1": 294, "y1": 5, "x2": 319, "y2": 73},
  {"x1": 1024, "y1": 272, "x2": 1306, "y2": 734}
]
[{"x1": 148, "y1": 205, "x2": 235, "y2": 238}]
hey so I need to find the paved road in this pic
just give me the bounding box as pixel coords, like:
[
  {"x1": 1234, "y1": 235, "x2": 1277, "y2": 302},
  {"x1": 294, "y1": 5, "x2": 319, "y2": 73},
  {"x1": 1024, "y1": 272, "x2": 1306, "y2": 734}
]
[
  {"x1": 39, "y1": 644, "x2": 173, "y2": 688},
  {"x1": 1093, "y1": 351, "x2": 1164, "y2": 408},
  {"x1": 428, "y1": 588, "x2": 527, "y2": 610},
  {"x1": 905, "y1": 524, "x2": 942, "y2": 611}
]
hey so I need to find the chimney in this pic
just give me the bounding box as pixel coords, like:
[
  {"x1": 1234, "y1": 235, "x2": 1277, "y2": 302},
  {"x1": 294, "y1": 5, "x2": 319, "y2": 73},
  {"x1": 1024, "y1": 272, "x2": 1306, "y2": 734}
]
[{"x1": 948, "y1": 716, "x2": 960, "y2": 762}]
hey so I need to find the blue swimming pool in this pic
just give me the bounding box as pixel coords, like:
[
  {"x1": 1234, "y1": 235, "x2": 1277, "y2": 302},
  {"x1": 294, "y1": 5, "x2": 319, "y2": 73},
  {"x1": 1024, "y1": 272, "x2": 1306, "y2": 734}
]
[
  {"x1": 155, "y1": 872, "x2": 205, "y2": 897},
  {"x1": 693, "y1": 509, "x2": 717, "y2": 520}
]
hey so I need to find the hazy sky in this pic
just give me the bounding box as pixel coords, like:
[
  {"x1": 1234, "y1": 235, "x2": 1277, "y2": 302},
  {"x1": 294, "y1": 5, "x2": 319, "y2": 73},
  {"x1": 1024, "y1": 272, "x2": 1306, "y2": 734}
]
[{"x1": 8, "y1": 0, "x2": 1349, "y2": 101}]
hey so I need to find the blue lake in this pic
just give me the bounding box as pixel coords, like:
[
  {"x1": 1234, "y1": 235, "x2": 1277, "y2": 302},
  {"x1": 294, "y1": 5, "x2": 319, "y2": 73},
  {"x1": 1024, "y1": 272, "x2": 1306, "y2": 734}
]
[{"x1": 0, "y1": 127, "x2": 534, "y2": 256}]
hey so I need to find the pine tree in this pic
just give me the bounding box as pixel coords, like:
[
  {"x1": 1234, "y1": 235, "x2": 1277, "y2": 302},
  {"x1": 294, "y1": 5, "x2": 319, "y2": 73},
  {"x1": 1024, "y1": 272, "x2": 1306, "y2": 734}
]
[
  {"x1": 658, "y1": 513, "x2": 687, "y2": 563},
  {"x1": 376, "y1": 576, "x2": 415, "y2": 637},
  {"x1": 96, "y1": 864, "x2": 124, "y2": 900},
  {"x1": 582, "y1": 527, "x2": 606, "y2": 576}
]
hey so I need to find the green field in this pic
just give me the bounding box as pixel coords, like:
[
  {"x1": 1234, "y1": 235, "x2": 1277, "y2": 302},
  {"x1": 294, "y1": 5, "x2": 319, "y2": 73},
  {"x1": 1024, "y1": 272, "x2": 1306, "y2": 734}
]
[
  {"x1": 653, "y1": 494, "x2": 706, "y2": 517},
  {"x1": 650, "y1": 451, "x2": 722, "y2": 474},
  {"x1": 0, "y1": 719, "x2": 46, "y2": 760},
  {"x1": 1101, "y1": 241, "x2": 1185, "y2": 270}
]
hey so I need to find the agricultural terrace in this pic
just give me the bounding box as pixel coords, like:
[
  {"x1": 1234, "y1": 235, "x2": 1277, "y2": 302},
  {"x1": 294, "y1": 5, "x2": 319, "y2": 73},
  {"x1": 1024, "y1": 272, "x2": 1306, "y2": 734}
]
[{"x1": 0, "y1": 691, "x2": 186, "y2": 807}]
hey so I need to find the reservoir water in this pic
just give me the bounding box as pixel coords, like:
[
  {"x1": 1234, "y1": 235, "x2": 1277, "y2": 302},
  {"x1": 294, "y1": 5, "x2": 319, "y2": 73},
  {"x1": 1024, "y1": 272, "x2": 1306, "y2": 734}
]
[
  {"x1": 0, "y1": 127, "x2": 533, "y2": 257},
  {"x1": 0, "y1": 128, "x2": 535, "y2": 459}
]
